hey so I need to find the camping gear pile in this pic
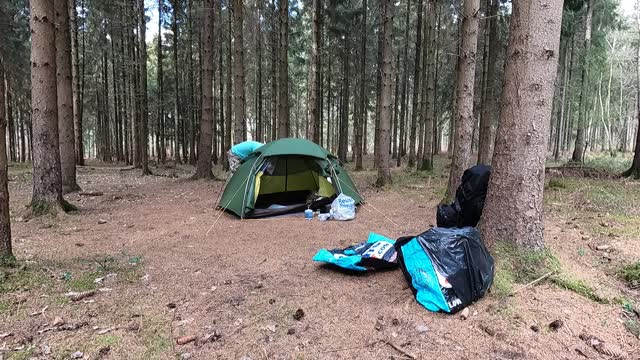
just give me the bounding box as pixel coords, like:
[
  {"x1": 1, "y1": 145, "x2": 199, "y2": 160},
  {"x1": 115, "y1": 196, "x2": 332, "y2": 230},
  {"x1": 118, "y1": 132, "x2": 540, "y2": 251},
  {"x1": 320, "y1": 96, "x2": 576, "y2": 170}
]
[
  {"x1": 313, "y1": 233, "x2": 397, "y2": 271},
  {"x1": 314, "y1": 164, "x2": 495, "y2": 315},
  {"x1": 216, "y1": 138, "x2": 495, "y2": 315}
]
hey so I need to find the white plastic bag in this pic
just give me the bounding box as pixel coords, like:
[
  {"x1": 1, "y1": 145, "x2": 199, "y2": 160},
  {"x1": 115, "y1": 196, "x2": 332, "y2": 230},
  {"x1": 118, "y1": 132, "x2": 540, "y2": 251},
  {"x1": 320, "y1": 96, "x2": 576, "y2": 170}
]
[{"x1": 330, "y1": 193, "x2": 356, "y2": 221}]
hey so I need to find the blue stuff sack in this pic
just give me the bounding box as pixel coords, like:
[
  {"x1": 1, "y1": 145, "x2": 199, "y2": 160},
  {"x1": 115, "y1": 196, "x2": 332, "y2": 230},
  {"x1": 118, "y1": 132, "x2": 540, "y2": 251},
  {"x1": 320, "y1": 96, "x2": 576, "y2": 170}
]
[
  {"x1": 313, "y1": 232, "x2": 398, "y2": 271},
  {"x1": 395, "y1": 227, "x2": 494, "y2": 313}
]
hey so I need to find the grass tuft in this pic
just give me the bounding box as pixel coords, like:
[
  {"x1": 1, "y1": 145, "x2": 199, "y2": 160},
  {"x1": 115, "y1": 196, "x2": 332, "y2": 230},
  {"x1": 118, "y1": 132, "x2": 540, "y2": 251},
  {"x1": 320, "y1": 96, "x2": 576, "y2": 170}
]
[
  {"x1": 619, "y1": 262, "x2": 640, "y2": 287},
  {"x1": 551, "y1": 276, "x2": 609, "y2": 304},
  {"x1": 491, "y1": 242, "x2": 560, "y2": 296},
  {"x1": 546, "y1": 178, "x2": 567, "y2": 190}
]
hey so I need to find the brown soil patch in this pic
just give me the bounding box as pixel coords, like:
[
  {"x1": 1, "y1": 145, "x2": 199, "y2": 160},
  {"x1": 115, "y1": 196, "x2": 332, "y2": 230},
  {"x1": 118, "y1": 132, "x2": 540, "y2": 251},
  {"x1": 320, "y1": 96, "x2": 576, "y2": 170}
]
[{"x1": 1, "y1": 161, "x2": 638, "y2": 359}]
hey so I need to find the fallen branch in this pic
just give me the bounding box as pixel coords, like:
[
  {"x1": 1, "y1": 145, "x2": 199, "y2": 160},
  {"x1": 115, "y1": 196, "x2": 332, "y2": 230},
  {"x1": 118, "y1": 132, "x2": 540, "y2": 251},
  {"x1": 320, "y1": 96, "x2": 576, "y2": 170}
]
[
  {"x1": 511, "y1": 271, "x2": 555, "y2": 296},
  {"x1": 382, "y1": 340, "x2": 416, "y2": 359},
  {"x1": 78, "y1": 191, "x2": 104, "y2": 197},
  {"x1": 66, "y1": 290, "x2": 96, "y2": 302}
]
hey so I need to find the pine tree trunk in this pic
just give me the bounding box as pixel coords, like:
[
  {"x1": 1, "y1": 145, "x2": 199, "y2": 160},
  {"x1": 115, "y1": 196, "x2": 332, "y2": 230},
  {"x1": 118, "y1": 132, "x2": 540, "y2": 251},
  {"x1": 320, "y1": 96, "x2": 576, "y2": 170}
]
[
  {"x1": 375, "y1": 0, "x2": 393, "y2": 186},
  {"x1": 623, "y1": 24, "x2": 640, "y2": 178},
  {"x1": 157, "y1": 0, "x2": 166, "y2": 163},
  {"x1": 0, "y1": 59, "x2": 12, "y2": 259},
  {"x1": 477, "y1": 0, "x2": 498, "y2": 165},
  {"x1": 306, "y1": 0, "x2": 321, "y2": 143},
  {"x1": 479, "y1": 0, "x2": 562, "y2": 250},
  {"x1": 572, "y1": 0, "x2": 592, "y2": 163},
  {"x1": 338, "y1": 37, "x2": 350, "y2": 163},
  {"x1": 232, "y1": 0, "x2": 245, "y2": 144},
  {"x1": 420, "y1": 0, "x2": 436, "y2": 171},
  {"x1": 187, "y1": 0, "x2": 196, "y2": 164},
  {"x1": 397, "y1": 0, "x2": 410, "y2": 166},
  {"x1": 30, "y1": 0, "x2": 66, "y2": 209},
  {"x1": 138, "y1": 0, "x2": 151, "y2": 174},
  {"x1": 225, "y1": 6, "x2": 233, "y2": 166},
  {"x1": 172, "y1": 0, "x2": 181, "y2": 163},
  {"x1": 55, "y1": 0, "x2": 80, "y2": 193},
  {"x1": 256, "y1": 0, "x2": 264, "y2": 142},
  {"x1": 6, "y1": 81, "x2": 16, "y2": 163},
  {"x1": 355, "y1": 0, "x2": 366, "y2": 170},
  {"x1": 193, "y1": 0, "x2": 215, "y2": 179},
  {"x1": 277, "y1": 0, "x2": 289, "y2": 138},
  {"x1": 408, "y1": 0, "x2": 423, "y2": 168},
  {"x1": 69, "y1": 0, "x2": 84, "y2": 166},
  {"x1": 443, "y1": 0, "x2": 480, "y2": 203}
]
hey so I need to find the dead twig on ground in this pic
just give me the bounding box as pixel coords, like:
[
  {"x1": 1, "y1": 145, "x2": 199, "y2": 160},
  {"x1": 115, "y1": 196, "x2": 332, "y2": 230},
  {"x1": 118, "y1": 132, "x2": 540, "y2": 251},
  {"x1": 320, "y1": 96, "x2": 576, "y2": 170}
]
[
  {"x1": 382, "y1": 340, "x2": 416, "y2": 359},
  {"x1": 511, "y1": 271, "x2": 555, "y2": 296},
  {"x1": 320, "y1": 340, "x2": 379, "y2": 354}
]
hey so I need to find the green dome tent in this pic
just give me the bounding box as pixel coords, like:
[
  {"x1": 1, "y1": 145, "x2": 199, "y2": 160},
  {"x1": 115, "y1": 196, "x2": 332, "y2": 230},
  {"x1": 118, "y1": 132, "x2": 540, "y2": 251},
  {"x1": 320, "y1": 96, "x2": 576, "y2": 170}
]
[{"x1": 218, "y1": 138, "x2": 363, "y2": 218}]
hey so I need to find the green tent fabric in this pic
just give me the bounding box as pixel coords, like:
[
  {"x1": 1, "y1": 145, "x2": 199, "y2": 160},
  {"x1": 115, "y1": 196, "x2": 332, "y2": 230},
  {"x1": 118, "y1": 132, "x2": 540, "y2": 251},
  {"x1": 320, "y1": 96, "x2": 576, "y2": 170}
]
[{"x1": 218, "y1": 138, "x2": 363, "y2": 218}]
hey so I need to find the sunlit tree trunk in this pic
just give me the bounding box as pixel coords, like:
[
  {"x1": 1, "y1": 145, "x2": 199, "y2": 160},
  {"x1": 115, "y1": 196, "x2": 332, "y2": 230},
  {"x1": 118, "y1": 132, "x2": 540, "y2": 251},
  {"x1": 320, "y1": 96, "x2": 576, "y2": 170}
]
[
  {"x1": 572, "y1": 0, "x2": 592, "y2": 163},
  {"x1": 0, "y1": 59, "x2": 12, "y2": 260}
]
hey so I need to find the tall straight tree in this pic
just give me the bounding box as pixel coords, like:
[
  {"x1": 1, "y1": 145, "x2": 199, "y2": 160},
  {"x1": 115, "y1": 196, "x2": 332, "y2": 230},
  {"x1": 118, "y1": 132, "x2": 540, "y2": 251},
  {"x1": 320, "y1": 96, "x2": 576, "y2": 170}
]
[
  {"x1": 138, "y1": 0, "x2": 151, "y2": 174},
  {"x1": 397, "y1": 0, "x2": 410, "y2": 167},
  {"x1": 193, "y1": 0, "x2": 215, "y2": 179},
  {"x1": 376, "y1": 0, "x2": 394, "y2": 186},
  {"x1": 355, "y1": 0, "x2": 367, "y2": 171},
  {"x1": 420, "y1": 0, "x2": 436, "y2": 171},
  {"x1": 443, "y1": 0, "x2": 480, "y2": 202},
  {"x1": 30, "y1": 0, "x2": 67, "y2": 211},
  {"x1": 157, "y1": 0, "x2": 166, "y2": 163},
  {"x1": 572, "y1": 0, "x2": 592, "y2": 163},
  {"x1": 55, "y1": 0, "x2": 80, "y2": 193},
  {"x1": 408, "y1": 0, "x2": 424, "y2": 168},
  {"x1": 0, "y1": 58, "x2": 12, "y2": 260},
  {"x1": 477, "y1": 0, "x2": 498, "y2": 165},
  {"x1": 306, "y1": 0, "x2": 321, "y2": 143},
  {"x1": 624, "y1": 16, "x2": 640, "y2": 179},
  {"x1": 172, "y1": 0, "x2": 180, "y2": 162},
  {"x1": 232, "y1": 0, "x2": 245, "y2": 144},
  {"x1": 68, "y1": 0, "x2": 83, "y2": 166},
  {"x1": 277, "y1": 0, "x2": 289, "y2": 138},
  {"x1": 480, "y1": 0, "x2": 562, "y2": 249}
]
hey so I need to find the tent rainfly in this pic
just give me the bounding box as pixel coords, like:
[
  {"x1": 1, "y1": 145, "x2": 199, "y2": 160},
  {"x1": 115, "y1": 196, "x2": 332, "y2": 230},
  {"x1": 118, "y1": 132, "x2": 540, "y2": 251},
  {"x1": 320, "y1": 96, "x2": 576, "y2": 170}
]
[{"x1": 218, "y1": 138, "x2": 363, "y2": 218}]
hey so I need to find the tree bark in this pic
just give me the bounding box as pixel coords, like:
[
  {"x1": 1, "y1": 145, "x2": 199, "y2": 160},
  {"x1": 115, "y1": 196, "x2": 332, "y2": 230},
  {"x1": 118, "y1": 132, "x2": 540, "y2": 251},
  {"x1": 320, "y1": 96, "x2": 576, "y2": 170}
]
[
  {"x1": 69, "y1": 0, "x2": 84, "y2": 166},
  {"x1": 623, "y1": 18, "x2": 640, "y2": 178},
  {"x1": 138, "y1": 0, "x2": 151, "y2": 174},
  {"x1": 306, "y1": 0, "x2": 321, "y2": 143},
  {"x1": 420, "y1": 0, "x2": 436, "y2": 171},
  {"x1": 277, "y1": 0, "x2": 289, "y2": 138},
  {"x1": 397, "y1": 0, "x2": 410, "y2": 166},
  {"x1": 479, "y1": 0, "x2": 563, "y2": 250},
  {"x1": 0, "y1": 59, "x2": 12, "y2": 260},
  {"x1": 232, "y1": 0, "x2": 245, "y2": 144},
  {"x1": 193, "y1": 0, "x2": 215, "y2": 179},
  {"x1": 572, "y1": 0, "x2": 592, "y2": 163},
  {"x1": 172, "y1": 0, "x2": 181, "y2": 163},
  {"x1": 443, "y1": 0, "x2": 480, "y2": 203},
  {"x1": 355, "y1": 0, "x2": 367, "y2": 171},
  {"x1": 225, "y1": 4, "x2": 233, "y2": 165},
  {"x1": 55, "y1": 0, "x2": 80, "y2": 193},
  {"x1": 375, "y1": 0, "x2": 394, "y2": 186},
  {"x1": 187, "y1": 0, "x2": 196, "y2": 164},
  {"x1": 30, "y1": 0, "x2": 66, "y2": 209},
  {"x1": 477, "y1": 0, "x2": 498, "y2": 165},
  {"x1": 157, "y1": 0, "x2": 166, "y2": 163},
  {"x1": 408, "y1": 0, "x2": 424, "y2": 168}
]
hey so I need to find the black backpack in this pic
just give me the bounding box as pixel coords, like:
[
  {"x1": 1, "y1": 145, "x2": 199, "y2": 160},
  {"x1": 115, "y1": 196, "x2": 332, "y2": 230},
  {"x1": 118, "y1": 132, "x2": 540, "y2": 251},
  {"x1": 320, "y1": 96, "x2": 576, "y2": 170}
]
[{"x1": 437, "y1": 165, "x2": 491, "y2": 228}]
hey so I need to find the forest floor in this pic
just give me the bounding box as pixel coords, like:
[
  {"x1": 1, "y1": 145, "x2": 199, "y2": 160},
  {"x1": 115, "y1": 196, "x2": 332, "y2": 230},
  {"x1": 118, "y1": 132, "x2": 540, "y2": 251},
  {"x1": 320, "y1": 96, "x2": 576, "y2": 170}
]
[{"x1": 1, "y1": 155, "x2": 639, "y2": 360}]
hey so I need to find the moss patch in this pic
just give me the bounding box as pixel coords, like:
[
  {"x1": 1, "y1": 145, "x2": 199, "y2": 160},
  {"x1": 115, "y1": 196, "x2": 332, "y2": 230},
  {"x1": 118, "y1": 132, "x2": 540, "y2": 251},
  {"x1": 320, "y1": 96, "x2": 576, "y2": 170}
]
[
  {"x1": 619, "y1": 262, "x2": 640, "y2": 288},
  {"x1": 0, "y1": 265, "x2": 50, "y2": 294},
  {"x1": 491, "y1": 242, "x2": 560, "y2": 296},
  {"x1": 551, "y1": 276, "x2": 609, "y2": 304}
]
